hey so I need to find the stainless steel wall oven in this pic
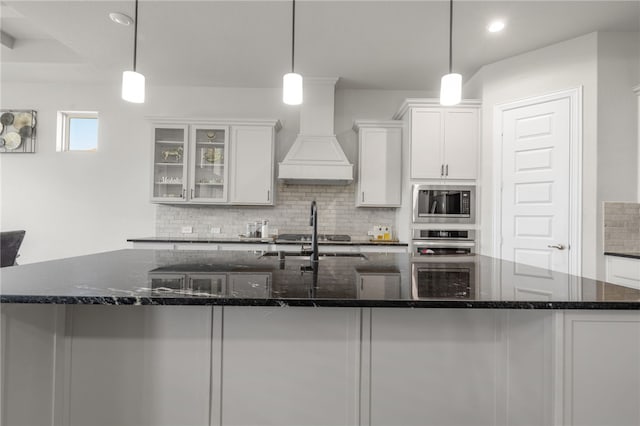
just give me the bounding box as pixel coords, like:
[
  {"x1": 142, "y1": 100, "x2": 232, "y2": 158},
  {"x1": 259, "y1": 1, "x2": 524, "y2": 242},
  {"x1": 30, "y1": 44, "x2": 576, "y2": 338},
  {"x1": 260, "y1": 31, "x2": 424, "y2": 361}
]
[{"x1": 411, "y1": 229, "x2": 477, "y2": 299}]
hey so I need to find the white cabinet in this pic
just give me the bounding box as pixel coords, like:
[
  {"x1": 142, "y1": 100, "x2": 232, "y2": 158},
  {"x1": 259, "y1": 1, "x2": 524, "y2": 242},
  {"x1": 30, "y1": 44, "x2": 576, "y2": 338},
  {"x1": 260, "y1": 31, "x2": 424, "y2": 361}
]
[
  {"x1": 227, "y1": 273, "x2": 271, "y2": 298},
  {"x1": 395, "y1": 100, "x2": 480, "y2": 180},
  {"x1": 151, "y1": 120, "x2": 280, "y2": 205},
  {"x1": 562, "y1": 311, "x2": 640, "y2": 426},
  {"x1": 229, "y1": 125, "x2": 275, "y2": 205},
  {"x1": 356, "y1": 273, "x2": 402, "y2": 299},
  {"x1": 190, "y1": 124, "x2": 230, "y2": 203},
  {"x1": 605, "y1": 255, "x2": 640, "y2": 289},
  {"x1": 151, "y1": 124, "x2": 190, "y2": 202},
  {"x1": 353, "y1": 120, "x2": 403, "y2": 207},
  {"x1": 221, "y1": 307, "x2": 360, "y2": 426},
  {"x1": 635, "y1": 85, "x2": 640, "y2": 201}
]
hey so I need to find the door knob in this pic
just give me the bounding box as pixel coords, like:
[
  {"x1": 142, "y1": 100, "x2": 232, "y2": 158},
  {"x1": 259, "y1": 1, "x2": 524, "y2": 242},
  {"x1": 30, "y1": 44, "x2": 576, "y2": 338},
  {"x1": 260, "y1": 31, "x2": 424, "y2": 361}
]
[{"x1": 547, "y1": 243, "x2": 565, "y2": 250}]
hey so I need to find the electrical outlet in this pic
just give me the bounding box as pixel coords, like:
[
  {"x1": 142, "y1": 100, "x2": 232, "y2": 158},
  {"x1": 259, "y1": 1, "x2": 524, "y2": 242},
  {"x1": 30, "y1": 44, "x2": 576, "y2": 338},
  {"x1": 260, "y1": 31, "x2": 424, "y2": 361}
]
[
  {"x1": 181, "y1": 226, "x2": 193, "y2": 234},
  {"x1": 210, "y1": 227, "x2": 221, "y2": 234}
]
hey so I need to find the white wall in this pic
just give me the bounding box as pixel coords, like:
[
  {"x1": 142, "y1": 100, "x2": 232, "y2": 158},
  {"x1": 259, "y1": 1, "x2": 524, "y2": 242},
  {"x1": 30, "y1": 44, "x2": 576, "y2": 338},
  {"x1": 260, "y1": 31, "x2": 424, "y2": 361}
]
[
  {"x1": 0, "y1": 82, "x2": 423, "y2": 263},
  {"x1": 476, "y1": 31, "x2": 640, "y2": 280},
  {"x1": 476, "y1": 32, "x2": 600, "y2": 278},
  {"x1": 1, "y1": 83, "x2": 156, "y2": 264},
  {"x1": 596, "y1": 32, "x2": 640, "y2": 278}
]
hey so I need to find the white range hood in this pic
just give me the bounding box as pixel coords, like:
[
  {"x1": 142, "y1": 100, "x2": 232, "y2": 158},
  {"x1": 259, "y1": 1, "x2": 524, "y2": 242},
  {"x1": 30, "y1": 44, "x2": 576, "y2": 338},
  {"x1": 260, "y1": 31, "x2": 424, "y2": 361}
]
[{"x1": 278, "y1": 77, "x2": 353, "y2": 185}]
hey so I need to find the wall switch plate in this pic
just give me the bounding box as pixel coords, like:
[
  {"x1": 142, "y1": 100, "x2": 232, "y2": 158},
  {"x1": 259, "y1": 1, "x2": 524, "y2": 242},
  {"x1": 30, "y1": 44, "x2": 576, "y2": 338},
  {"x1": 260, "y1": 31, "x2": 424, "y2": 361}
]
[
  {"x1": 181, "y1": 226, "x2": 193, "y2": 234},
  {"x1": 210, "y1": 227, "x2": 221, "y2": 234}
]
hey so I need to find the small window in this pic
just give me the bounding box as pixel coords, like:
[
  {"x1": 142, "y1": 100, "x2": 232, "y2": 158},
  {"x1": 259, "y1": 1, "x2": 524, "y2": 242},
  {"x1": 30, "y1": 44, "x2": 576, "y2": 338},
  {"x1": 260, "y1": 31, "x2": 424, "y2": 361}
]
[{"x1": 57, "y1": 111, "x2": 98, "y2": 151}]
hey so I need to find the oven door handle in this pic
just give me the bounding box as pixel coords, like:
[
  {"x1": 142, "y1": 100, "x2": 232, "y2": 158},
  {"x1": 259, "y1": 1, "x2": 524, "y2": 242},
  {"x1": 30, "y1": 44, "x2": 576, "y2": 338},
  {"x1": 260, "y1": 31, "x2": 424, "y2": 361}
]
[{"x1": 413, "y1": 241, "x2": 476, "y2": 248}]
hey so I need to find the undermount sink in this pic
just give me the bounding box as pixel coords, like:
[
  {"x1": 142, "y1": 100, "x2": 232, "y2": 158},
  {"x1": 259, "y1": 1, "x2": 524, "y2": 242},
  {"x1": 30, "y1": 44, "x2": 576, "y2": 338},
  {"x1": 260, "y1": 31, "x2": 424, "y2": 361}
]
[{"x1": 259, "y1": 251, "x2": 368, "y2": 260}]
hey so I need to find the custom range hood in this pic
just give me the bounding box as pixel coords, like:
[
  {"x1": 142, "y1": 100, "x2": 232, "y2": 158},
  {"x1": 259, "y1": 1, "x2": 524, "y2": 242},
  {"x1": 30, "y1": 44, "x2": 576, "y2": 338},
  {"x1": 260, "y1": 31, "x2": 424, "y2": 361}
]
[{"x1": 278, "y1": 77, "x2": 353, "y2": 184}]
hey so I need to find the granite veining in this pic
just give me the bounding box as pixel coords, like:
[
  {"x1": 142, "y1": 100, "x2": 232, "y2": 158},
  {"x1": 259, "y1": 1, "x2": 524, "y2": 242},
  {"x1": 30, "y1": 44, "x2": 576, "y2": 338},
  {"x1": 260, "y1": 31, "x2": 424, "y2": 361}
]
[{"x1": 1, "y1": 249, "x2": 639, "y2": 309}]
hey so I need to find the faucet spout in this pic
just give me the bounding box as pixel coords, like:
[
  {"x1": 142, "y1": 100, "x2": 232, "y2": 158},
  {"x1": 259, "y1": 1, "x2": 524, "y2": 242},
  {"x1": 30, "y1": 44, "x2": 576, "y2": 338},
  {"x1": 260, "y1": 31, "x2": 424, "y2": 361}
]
[{"x1": 310, "y1": 200, "x2": 319, "y2": 263}]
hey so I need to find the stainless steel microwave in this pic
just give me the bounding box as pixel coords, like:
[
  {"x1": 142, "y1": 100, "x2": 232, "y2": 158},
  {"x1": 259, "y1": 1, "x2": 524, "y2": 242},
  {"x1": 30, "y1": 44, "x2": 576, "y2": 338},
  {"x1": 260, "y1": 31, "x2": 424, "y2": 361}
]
[{"x1": 412, "y1": 185, "x2": 475, "y2": 224}]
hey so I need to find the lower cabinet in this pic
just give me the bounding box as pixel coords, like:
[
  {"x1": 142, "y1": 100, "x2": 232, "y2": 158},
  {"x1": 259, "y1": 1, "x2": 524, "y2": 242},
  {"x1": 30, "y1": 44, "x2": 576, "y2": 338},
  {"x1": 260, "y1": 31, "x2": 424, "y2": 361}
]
[
  {"x1": 220, "y1": 307, "x2": 360, "y2": 426},
  {"x1": 356, "y1": 272, "x2": 402, "y2": 299},
  {"x1": 562, "y1": 311, "x2": 640, "y2": 426},
  {"x1": 2, "y1": 306, "x2": 639, "y2": 426},
  {"x1": 606, "y1": 255, "x2": 640, "y2": 290},
  {"x1": 369, "y1": 309, "x2": 502, "y2": 426}
]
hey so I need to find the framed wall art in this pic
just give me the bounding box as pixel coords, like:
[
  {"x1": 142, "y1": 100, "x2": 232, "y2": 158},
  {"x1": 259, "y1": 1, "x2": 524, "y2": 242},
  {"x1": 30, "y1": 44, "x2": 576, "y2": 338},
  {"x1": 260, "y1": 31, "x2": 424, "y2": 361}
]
[{"x1": 0, "y1": 110, "x2": 37, "y2": 153}]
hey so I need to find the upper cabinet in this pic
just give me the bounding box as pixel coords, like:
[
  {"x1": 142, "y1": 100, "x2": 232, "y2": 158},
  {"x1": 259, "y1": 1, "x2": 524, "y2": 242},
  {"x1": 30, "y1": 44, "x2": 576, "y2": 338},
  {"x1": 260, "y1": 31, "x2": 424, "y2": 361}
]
[
  {"x1": 229, "y1": 125, "x2": 275, "y2": 205},
  {"x1": 151, "y1": 120, "x2": 280, "y2": 206},
  {"x1": 395, "y1": 100, "x2": 480, "y2": 180},
  {"x1": 353, "y1": 120, "x2": 403, "y2": 207},
  {"x1": 190, "y1": 125, "x2": 230, "y2": 203}
]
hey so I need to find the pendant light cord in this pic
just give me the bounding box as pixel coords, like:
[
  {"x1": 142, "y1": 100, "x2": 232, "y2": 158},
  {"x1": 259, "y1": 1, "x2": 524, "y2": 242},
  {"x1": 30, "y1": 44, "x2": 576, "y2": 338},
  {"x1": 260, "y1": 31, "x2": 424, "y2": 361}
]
[
  {"x1": 133, "y1": 0, "x2": 139, "y2": 72},
  {"x1": 448, "y1": 0, "x2": 453, "y2": 73},
  {"x1": 291, "y1": 0, "x2": 296, "y2": 73}
]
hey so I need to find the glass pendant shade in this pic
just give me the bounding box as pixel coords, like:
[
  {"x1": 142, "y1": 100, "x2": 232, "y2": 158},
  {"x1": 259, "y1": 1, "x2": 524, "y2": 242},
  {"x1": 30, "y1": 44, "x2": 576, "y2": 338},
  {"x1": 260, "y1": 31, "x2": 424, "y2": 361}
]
[
  {"x1": 440, "y1": 73, "x2": 462, "y2": 106},
  {"x1": 122, "y1": 70, "x2": 145, "y2": 103},
  {"x1": 283, "y1": 72, "x2": 303, "y2": 105}
]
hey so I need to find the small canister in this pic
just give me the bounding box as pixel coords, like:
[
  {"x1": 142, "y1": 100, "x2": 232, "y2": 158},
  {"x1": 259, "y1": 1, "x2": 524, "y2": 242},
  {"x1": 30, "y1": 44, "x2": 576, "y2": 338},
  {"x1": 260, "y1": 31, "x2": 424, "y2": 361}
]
[
  {"x1": 255, "y1": 221, "x2": 262, "y2": 238},
  {"x1": 246, "y1": 222, "x2": 256, "y2": 238},
  {"x1": 261, "y1": 220, "x2": 269, "y2": 239}
]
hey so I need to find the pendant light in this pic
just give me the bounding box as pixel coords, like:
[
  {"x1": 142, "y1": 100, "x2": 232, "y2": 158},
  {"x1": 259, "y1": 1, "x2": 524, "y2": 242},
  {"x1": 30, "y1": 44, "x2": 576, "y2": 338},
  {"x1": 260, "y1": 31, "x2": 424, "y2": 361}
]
[
  {"x1": 122, "y1": 0, "x2": 145, "y2": 103},
  {"x1": 283, "y1": 0, "x2": 302, "y2": 105},
  {"x1": 440, "y1": 0, "x2": 461, "y2": 106}
]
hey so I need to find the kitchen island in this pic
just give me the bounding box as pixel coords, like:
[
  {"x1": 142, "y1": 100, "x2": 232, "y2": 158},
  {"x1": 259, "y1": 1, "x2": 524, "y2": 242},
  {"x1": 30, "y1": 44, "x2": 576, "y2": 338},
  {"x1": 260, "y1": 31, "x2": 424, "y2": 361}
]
[{"x1": 1, "y1": 249, "x2": 639, "y2": 426}]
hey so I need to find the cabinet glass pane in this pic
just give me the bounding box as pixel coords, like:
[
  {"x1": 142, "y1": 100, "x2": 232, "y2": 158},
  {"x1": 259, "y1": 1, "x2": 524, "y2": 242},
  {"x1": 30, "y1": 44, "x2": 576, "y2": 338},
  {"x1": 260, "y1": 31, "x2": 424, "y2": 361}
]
[
  {"x1": 193, "y1": 128, "x2": 226, "y2": 200},
  {"x1": 150, "y1": 276, "x2": 185, "y2": 291},
  {"x1": 153, "y1": 128, "x2": 186, "y2": 200},
  {"x1": 190, "y1": 276, "x2": 225, "y2": 296}
]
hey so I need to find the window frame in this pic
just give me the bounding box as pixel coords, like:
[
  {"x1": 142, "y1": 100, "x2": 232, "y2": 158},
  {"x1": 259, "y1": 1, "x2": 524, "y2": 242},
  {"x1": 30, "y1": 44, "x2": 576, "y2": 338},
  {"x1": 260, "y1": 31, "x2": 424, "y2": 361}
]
[{"x1": 56, "y1": 111, "x2": 99, "y2": 152}]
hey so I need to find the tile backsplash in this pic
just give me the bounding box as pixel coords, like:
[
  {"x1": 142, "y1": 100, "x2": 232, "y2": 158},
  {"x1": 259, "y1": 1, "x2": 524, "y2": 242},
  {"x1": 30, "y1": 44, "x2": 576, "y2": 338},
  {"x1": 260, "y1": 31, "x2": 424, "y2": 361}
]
[
  {"x1": 604, "y1": 202, "x2": 640, "y2": 252},
  {"x1": 156, "y1": 182, "x2": 396, "y2": 239}
]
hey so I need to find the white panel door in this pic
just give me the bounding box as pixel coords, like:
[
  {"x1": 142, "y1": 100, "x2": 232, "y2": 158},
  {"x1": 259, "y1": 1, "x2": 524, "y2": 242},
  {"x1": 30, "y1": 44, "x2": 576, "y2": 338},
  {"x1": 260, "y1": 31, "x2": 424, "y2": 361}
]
[
  {"x1": 501, "y1": 97, "x2": 571, "y2": 298},
  {"x1": 411, "y1": 108, "x2": 443, "y2": 179},
  {"x1": 443, "y1": 109, "x2": 478, "y2": 179},
  {"x1": 358, "y1": 127, "x2": 402, "y2": 206},
  {"x1": 230, "y1": 125, "x2": 273, "y2": 204}
]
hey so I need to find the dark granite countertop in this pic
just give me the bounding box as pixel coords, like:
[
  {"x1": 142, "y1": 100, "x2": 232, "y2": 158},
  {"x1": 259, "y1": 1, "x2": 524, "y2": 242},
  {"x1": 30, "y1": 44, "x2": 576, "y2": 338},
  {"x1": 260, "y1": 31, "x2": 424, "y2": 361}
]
[
  {"x1": 1, "y1": 249, "x2": 639, "y2": 309},
  {"x1": 127, "y1": 236, "x2": 409, "y2": 247},
  {"x1": 604, "y1": 251, "x2": 640, "y2": 260}
]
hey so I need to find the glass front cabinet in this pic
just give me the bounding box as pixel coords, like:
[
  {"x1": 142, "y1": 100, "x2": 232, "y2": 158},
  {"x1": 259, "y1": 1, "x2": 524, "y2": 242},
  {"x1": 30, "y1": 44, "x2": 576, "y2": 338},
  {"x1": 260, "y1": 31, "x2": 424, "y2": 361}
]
[
  {"x1": 152, "y1": 125, "x2": 189, "y2": 201},
  {"x1": 151, "y1": 120, "x2": 279, "y2": 205},
  {"x1": 190, "y1": 125, "x2": 229, "y2": 203}
]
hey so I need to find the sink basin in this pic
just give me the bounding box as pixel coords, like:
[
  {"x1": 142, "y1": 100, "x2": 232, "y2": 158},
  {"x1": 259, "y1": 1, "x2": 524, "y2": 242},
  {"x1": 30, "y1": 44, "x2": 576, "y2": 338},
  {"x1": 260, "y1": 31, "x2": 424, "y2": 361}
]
[{"x1": 259, "y1": 251, "x2": 368, "y2": 260}]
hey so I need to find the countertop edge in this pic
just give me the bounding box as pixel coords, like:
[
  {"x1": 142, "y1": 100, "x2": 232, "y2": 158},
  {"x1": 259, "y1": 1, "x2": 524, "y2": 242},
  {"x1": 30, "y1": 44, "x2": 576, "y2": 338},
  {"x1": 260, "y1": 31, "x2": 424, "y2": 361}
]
[
  {"x1": 2, "y1": 295, "x2": 638, "y2": 310},
  {"x1": 604, "y1": 252, "x2": 640, "y2": 260},
  {"x1": 127, "y1": 237, "x2": 409, "y2": 247}
]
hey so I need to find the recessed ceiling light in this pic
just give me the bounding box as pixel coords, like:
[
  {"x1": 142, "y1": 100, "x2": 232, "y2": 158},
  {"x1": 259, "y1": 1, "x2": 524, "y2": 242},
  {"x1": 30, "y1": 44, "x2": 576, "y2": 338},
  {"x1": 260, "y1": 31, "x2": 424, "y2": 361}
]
[
  {"x1": 487, "y1": 20, "x2": 505, "y2": 33},
  {"x1": 109, "y1": 12, "x2": 133, "y2": 26}
]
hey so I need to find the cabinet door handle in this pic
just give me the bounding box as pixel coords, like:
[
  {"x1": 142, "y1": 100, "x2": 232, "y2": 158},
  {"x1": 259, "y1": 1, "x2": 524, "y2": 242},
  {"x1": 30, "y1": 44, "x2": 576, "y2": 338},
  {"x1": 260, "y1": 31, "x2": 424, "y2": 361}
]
[
  {"x1": 182, "y1": 188, "x2": 186, "y2": 199},
  {"x1": 440, "y1": 164, "x2": 444, "y2": 177},
  {"x1": 362, "y1": 192, "x2": 365, "y2": 202},
  {"x1": 267, "y1": 190, "x2": 270, "y2": 201},
  {"x1": 445, "y1": 164, "x2": 449, "y2": 176}
]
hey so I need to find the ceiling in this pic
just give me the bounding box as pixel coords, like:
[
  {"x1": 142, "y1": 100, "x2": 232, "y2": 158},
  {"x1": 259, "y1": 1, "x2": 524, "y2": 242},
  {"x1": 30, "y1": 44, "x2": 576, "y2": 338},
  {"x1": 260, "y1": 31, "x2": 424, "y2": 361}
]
[{"x1": 1, "y1": 1, "x2": 639, "y2": 91}]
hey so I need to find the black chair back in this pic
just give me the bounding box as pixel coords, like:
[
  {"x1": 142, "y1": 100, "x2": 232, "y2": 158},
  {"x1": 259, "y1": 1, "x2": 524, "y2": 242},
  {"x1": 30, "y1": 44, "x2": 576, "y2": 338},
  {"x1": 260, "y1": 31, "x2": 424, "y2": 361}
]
[{"x1": 1, "y1": 230, "x2": 26, "y2": 267}]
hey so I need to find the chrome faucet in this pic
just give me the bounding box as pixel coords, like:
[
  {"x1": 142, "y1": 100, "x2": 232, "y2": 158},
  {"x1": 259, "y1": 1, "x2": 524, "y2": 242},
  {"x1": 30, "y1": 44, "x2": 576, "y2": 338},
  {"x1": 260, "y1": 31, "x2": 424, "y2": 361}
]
[{"x1": 310, "y1": 200, "x2": 319, "y2": 263}]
